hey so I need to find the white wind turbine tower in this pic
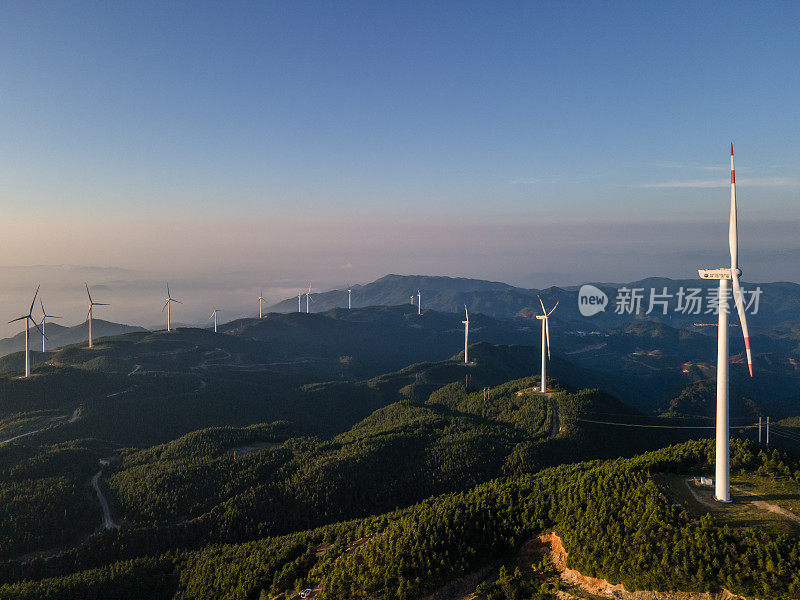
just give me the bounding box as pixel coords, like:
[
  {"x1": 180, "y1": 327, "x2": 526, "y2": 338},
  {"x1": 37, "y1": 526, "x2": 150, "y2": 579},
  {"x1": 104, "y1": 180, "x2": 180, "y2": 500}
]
[
  {"x1": 305, "y1": 284, "x2": 313, "y2": 313},
  {"x1": 536, "y1": 295, "x2": 559, "y2": 393},
  {"x1": 258, "y1": 289, "x2": 265, "y2": 319},
  {"x1": 162, "y1": 284, "x2": 182, "y2": 332},
  {"x1": 39, "y1": 298, "x2": 61, "y2": 352},
  {"x1": 298, "y1": 292, "x2": 303, "y2": 313},
  {"x1": 85, "y1": 283, "x2": 109, "y2": 349},
  {"x1": 348, "y1": 288, "x2": 352, "y2": 310},
  {"x1": 8, "y1": 286, "x2": 44, "y2": 378},
  {"x1": 698, "y1": 143, "x2": 754, "y2": 503},
  {"x1": 210, "y1": 309, "x2": 220, "y2": 333},
  {"x1": 417, "y1": 290, "x2": 421, "y2": 315},
  {"x1": 462, "y1": 305, "x2": 470, "y2": 364}
]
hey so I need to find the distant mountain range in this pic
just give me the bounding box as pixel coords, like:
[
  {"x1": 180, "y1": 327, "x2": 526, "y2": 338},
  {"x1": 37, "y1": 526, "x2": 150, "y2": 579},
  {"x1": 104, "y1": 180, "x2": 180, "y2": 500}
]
[
  {"x1": 0, "y1": 319, "x2": 147, "y2": 358},
  {"x1": 269, "y1": 274, "x2": 800, "y2": 333}
]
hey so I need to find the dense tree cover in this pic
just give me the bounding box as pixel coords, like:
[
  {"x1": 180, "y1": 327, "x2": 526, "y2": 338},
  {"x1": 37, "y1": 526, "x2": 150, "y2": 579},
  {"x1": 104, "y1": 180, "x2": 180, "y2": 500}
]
[
  {"x1": 0, "y1": 365, "x2": 124, "y2": 418},
  {"x1": 1, "y1": 377, "x2": 706, "y2": 583},
  {"x1": 320, "y1": 439, "x2": 800, "y2": 600},
  {"x1": 2, "y1": 364, "x2": 800, "y2": 600},
  {"x1": 0, "y1": 379, "x2": 558, "y2": 583},
  {"x1": 113, "y1": 452, "x2": 289, "y2": 524},
  {"x1": 2, "y1": 439, "x2": 800, "y2": 599},
  {"x1": 0, "y1": 555, "x2": 179, "y2": 600},
  {"x1": 116, "y1": 422, "x2": 297, "y2": 467},
  {"x1": 426, "y1": 377, "x2": 555, "y2": 435},
  {"x1": 0, "y1": 439, "x2": 109, "y2": 558},
  {"x1": 103, "y1": 378, "x2": 558, "y2": 533}
]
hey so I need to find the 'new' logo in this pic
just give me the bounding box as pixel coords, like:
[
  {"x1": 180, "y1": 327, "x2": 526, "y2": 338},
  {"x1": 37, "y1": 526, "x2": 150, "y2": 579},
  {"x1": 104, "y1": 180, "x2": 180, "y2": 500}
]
[{"x1": 578, "y1": 285, "x2": 608, "y2": 317}]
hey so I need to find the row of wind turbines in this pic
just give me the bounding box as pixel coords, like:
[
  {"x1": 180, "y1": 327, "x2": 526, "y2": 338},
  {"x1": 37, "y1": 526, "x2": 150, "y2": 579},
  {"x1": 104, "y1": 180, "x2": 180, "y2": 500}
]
[
  {"x1": 8, "y1": 282, "x2": 368, "y2": 375},
  {"x1": 9, "y1": 283, "x2": 110, "y2": 377},
  {"x1": 5, "y1": 146, "x2": 752, "y2": 505},
  {"x1": 295, "y1": 285, "x2": 356, "y2": 313}
]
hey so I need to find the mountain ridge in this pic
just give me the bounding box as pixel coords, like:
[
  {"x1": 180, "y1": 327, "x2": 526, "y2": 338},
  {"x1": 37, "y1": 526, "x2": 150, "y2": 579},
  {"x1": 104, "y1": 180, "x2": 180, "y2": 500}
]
[{"x1": 0, "y1": 319, "x2": 147, "y2": 359}]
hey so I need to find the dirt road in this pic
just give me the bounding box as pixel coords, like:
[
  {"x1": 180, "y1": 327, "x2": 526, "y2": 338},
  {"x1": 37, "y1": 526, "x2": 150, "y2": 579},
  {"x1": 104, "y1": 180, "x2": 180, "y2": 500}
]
[{"x1": 91, "y1": 461, "x2": 119, "y2": 530}]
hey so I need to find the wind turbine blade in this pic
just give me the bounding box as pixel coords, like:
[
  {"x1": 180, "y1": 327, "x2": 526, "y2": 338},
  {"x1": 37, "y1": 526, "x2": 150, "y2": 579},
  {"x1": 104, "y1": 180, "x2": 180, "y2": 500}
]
[
  {"x1": 731, "y1": 272, "x2": 753, "y2": 377},
  {"x1": 8, "y1": 315, "x2": 27, "y2": 324},
  {"x1": 173, "y1": 299, "x2": 183, "y2": 304},
  {"x1": 31, "y1": 317, "x2": 45, "y2": 340},
  {"x1": 545, "y1": 318, "x2": 551, "y2": 360},
  {"x1": 29, "y1": 285, "x2": 40, "y2": 316},
  {"x1": 162, "y1": 301, "x2": 169, "y2": 312},
  {"x1": 94, "y1": 302, "x2": 109, "y2": 306},
  {"x1": 85, "y1": 283, "x2": 93, "y2": 304},
  {"x1": 729, "y1": 143, "x2": 738, "y2": 270},
  {"x1": 40, "y1": 298, "x2": 45, "y2": 315},
  {"x1": 464, "y1": 304, "x2": 468, "y2": 321},
  {"x1": 167, "y1": 283, "x2": 171, "y2": 298},
  {"x1": 547, "y1": 300, "x2": 560, "y2": 317},
  {"x1": 537, "y1": 295, "x2": 547, "y2": 315}
]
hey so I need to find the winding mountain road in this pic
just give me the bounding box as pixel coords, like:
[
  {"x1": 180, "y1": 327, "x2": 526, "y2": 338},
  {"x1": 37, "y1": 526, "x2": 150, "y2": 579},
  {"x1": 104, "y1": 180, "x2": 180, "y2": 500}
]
[
  {"x1": 1, "y1": 406, "x2": 81, "y2": 445},
  {"x1": 91, "y1": 461, "x2": 119, "y2": 530}
]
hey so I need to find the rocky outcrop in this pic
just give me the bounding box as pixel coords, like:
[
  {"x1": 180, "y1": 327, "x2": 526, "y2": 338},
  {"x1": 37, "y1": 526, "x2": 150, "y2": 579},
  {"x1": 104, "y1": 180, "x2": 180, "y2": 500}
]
[{"x1": 524, "y1": 533, "x2": 751, "y2": 600}]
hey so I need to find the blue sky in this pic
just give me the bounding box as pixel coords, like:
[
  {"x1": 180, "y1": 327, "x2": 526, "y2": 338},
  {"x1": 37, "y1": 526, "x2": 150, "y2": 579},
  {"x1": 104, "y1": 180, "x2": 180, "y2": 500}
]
[{"x1": 0, "y1": 2, "x2": 799, "y2": 331}]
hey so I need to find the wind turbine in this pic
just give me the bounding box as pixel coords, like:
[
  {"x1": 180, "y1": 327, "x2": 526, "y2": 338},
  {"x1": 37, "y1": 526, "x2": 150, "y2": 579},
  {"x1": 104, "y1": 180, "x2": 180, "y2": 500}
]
[
  {"x1": 698, "y1": 143, "x2": 754, "y2": 503},
  {"x1": 85, "y1": 283, "x2": 109, "y2": 349},
  {"x1": 162, "y1": 284, "x2": 182, "y2": 332},
  {"x1": 462, "y1": 305, "x2": 470, "y2": 364},
  {"x1": 417, "y1": 290, "x2": 421, "y2": 315},
  {"x1": 536, "y1": 295, "x2": 559, "y2": 393},
  {"x1": 39, "y1": 298, "x2": 61, "y2": 352},
  {"x1": 8, "y1": 286, "x2": 44, "y2": 378},
  {"x1": 298, "y1": 292, "x2": 303, "y2": 313},
  {"x1": 305, "y1": 284, "x2": 313, "y2": 314},
  {"x1": 210, "y1": 309, "x2": 220, "y2": 333},
  {"x1": 258, "y1": 289, "x2": 265, "y2": 319},
  {"x1": 348, "y1": 288, "x2": 352, "y2": 310}
]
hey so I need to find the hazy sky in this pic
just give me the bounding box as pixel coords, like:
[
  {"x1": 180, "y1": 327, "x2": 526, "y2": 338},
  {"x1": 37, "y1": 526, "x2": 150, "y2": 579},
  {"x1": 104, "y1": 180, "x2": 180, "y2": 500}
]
[{"x1": 1, "y1": 2, "x2": 799, "y2": 335}]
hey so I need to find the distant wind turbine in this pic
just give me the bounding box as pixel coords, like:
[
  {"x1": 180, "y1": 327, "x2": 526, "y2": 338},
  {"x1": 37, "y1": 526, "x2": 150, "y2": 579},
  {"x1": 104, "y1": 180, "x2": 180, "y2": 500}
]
[
  {"x1": 258, "y1": 289, "x2": 265, "y2": 319},
  {"x1": 39, "y1": 298, "x2": 61, "y2": 352},
  {"x1": 536, "y1": 295, "x2": 559, "y2": 393},
  {"x1": 348, "y1": 288, "x2": 352, "y2": 310},
  {"x1": 162, "y1": 284, "x2": 182, "y2": 332},
  {"x1": 298, "y1": 292, "x2": 302, "y2": 313},
  {"x1": 85, "y1": 283, "x2": 109, "y2": 349},
  {"x1": 8, "y1": 286, "x2": 44, "y2": 377},
  {"x1": 210, "y1": 309, "x2": 220, "y2": 333},
  {"x1": 698, "y1": 143, "x2": 753, "y2": 503},
  {"x1": 417, "y1": 290, "x2": 421, "y2": 315},
  {"x1": 462, "y1": 305, "x2": 470, "y2": 364},
  {"x1": 305, "y1": 284, "x2": 313, "y2": 313}
]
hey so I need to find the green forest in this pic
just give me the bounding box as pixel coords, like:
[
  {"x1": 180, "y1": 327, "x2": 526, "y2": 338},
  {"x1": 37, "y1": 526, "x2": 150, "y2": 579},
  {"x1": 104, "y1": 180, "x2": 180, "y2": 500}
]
[{"x1": 1, "y1": 438, "x2": 799, "y2": 599}]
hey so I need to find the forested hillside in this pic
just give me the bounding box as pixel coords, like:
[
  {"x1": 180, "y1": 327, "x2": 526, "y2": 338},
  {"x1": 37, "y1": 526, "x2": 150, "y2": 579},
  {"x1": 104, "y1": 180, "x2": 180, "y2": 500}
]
[
  {"x1": 1, "y1": 437, "x2": 798, "y2": 600},
  {"x1": 0, "y1": 300, "x2": 797, "y2": 600}
]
